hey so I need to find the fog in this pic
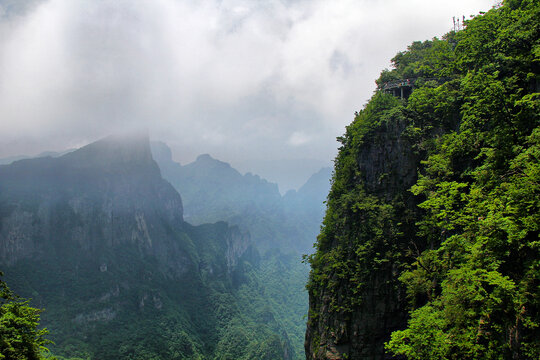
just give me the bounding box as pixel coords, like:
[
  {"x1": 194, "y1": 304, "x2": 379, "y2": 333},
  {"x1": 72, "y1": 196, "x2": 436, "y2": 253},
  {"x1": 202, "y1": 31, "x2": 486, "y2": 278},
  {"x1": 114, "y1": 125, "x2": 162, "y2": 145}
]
[{"x1": 0, "y1": 0, "x2": 496, "y2": 190}]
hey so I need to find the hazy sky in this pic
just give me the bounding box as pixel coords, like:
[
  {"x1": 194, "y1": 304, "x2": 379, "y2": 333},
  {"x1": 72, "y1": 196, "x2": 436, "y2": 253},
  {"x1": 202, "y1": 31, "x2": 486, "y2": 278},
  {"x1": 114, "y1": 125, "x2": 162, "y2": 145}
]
[{"x1": 0, "y1": 0, "x2": 495, "y2": 189}]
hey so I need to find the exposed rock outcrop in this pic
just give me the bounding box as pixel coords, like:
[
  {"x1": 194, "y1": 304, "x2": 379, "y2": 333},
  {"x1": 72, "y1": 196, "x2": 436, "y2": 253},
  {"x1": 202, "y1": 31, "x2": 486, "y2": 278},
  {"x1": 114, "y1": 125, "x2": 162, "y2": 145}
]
[
  {"x1": 0, "y1": 134, "x2": 187, "y2": 275},
  {"x1": 305, "y1": 107, "x2": 421, "y2": 359}
]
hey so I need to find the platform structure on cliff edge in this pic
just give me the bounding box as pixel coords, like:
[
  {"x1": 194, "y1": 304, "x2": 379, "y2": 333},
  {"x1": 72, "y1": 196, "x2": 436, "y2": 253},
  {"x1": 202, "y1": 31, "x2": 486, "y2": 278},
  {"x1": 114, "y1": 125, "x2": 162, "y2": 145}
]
[
  {"x1": 382, "y1": 78, "x2": 415, "y2": 99},
  {"x1": 381, "y1": 77, "x2": 453, "y2": 99}
]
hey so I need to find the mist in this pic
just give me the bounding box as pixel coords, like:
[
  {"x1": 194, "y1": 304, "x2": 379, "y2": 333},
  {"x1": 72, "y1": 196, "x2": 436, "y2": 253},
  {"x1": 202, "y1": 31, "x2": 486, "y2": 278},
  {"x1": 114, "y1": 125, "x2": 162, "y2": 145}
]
[{"x1": 0, "y1": 0, "x2": 496, "y2": 190}]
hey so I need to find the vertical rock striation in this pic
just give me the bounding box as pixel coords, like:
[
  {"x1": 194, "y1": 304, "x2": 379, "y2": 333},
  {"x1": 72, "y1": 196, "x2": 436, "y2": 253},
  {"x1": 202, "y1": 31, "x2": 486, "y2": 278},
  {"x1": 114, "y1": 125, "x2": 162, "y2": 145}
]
[
  {"x1": 0, "y1": 134, "x2": 273, "y2": 358},
  {"x1": 0, "y1": 134, "x2": 188, "y2": 273},
  {"x1": 305, "y1": 96, "x2": 424, "y2": 359}
]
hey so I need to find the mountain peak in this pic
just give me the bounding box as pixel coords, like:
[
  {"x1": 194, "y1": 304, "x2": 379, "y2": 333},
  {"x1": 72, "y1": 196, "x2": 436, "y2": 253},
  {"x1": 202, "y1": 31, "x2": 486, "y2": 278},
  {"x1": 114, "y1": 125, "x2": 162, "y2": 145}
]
[
  {"x1": 196, "y1": 153, "x2": 214, "y2": 162},
  {"x1": 150, "y1": 141, "x2": 174, "y2": 164},
  {"x1": 192, "y1": 153, "x2": 234, "y2": 172},
  {"x1": 61, "y1": 133, "x2": 155, "y2": 169}
]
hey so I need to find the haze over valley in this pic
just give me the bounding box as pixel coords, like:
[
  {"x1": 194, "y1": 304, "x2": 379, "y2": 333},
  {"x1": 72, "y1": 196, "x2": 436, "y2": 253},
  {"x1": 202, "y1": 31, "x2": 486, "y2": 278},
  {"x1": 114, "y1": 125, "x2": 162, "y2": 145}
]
[
  {"x1": 2, "y1": 1, "x2": 536, "y2": 360},
  {"x1": 0, "y1": 0, "x2": 495, "y2": 192}
]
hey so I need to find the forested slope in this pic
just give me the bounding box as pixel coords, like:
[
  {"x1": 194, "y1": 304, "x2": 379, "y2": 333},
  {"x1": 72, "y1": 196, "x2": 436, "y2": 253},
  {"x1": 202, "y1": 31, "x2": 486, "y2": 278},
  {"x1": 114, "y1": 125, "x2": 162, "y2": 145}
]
[
  {"x1": 151, "y1": 142, "x2": 332, "y2": 358},
  {"x1": 0, "y1": 135, "x2": 295, "y2": 359},
  {"x1": 306, "y1": 1, "x2": 539, "y2": 359}
]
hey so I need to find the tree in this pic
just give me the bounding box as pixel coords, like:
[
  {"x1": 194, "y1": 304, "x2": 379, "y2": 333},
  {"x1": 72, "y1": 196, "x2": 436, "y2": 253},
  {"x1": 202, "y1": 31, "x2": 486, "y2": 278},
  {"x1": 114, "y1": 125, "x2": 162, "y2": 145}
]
[{"x1": 0, "y1": 272, "x2": 52, "y2": 360}]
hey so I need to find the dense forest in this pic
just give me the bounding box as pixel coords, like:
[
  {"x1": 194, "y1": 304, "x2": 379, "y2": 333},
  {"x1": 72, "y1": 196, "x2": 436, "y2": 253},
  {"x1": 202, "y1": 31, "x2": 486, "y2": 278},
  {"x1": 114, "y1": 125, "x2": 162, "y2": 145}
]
[
  {"x1": 0, "y1": 135, "x2": 322, "y2": 360},
  {"x1": 306, "y1": 0, "x2": 539, "y2": 359},
  {"x1": 2, "y1": 252, "x2": 307, "y2": 360},
  {"x1": 1, "y1": 1, "x2": 538, "y2": 359}
]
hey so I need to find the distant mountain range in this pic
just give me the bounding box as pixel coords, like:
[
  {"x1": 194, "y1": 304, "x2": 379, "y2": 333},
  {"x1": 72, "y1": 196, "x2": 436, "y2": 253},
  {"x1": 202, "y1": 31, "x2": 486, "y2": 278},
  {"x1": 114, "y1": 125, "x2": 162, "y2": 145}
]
[
  {"x1": 0, "y1": 134, "x2": 322, "y2": 359},
  {"x1": 151, "y1": 140, "x2": 331, "y2": 255},
  {"x1": 0, "y1": 149, "x2": 74, "y2": 165}
]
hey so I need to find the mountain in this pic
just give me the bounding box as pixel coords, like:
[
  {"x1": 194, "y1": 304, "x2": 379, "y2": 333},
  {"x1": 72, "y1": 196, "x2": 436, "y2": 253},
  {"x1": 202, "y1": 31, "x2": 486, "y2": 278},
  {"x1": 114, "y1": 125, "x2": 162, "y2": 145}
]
[
  {"x1": 0, "y1": 149, "x2": 74, "y2": 165},
  {"x1": 0, "y1": 134, "x2": 186, "y2": 270},
  {"x1": 0, "y1": 134, "x2": 295, "y2": 359},
  {"x1": 306, "y1": 2, "x2": 539, "y2": 359},
  {"x1": 151, "y1": 142, "x2": 281, "y2": 225},
  {"x1": 151, "y1": 142, "x2": 333, "y2": 358},
  {"x1": 151, "y1": 141, "x2": 329, "y2": 255},
  {"x1": 295, "y1": 167, "x2": 332, "y2": 204},
  {"x1": 233, "y1": 158, "x2": 331, "y2": 194},
  {"x1": 283, "y1": 167, "x2": 332, "y2": 232}
]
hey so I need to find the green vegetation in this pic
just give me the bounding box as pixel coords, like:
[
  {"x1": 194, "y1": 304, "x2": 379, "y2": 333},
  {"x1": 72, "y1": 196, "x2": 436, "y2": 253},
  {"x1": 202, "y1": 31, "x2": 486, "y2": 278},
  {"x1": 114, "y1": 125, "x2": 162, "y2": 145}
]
[
  {"x1": 2, "y1": 226, "x2": 307, "y2": 360},
  {"x1": 307, "y1": 0, "x2": 539, "y2": 358},
  {"x1": 0, "y1": 135, "x2": 317, "y2": 359},
  {"x1": 0, "y1": 272, "x2": 51, "y2": 360},
  {"x1": 4, "y1": 234, "x2": 306, "y2": 359}
]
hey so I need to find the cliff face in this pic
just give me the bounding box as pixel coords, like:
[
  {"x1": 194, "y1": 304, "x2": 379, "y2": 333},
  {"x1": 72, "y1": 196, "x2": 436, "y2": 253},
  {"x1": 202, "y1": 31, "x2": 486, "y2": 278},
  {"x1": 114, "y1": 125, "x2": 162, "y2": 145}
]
[
  {"x1": 306, "y1": 2, "x2": 540, "y2": 359},
  {"x1": 305, "y1": 98, "x2": 421, "y2": 359},
  {"x1": 0, "y1": 134, "x2": 188, "y2": 275},
  {"x1": 355, "y1": 120, "x2": 419, "y2": 198},
  {"x1": 0, "y1": 135, "x2": 296, "y2": 359}
]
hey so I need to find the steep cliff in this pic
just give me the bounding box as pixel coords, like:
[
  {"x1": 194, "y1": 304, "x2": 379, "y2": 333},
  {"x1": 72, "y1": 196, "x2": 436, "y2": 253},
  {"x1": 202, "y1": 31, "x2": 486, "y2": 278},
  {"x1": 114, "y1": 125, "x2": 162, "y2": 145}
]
[
  {"x1": 0, "y1": 134, "x2": 294, "y2": 359},
  {"x1": 306, "y1": 1, "x2": 539, "y2": 359},
  {"x1": 0, "y1": 134, "x2": 186, "y2": 273},
  {"x1": 305, "y1": 94, "x2": 422, "y2": 359}
]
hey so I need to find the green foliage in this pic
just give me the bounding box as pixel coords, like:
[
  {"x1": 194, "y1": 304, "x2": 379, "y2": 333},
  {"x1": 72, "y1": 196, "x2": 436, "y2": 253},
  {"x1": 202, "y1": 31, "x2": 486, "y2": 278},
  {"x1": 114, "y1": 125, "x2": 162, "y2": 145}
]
[
  {"x1": 306, "y1": 90, "x2": 414, "y2": 330},
  {"x1": 0, "y1": 272, "x2": 52, "y2": 360},
  {"x1": 308, "y1": 0, "x2": 540, "y2": 358},
  {"x1": 4, "y1": 246, "x2": 306, "y2": 360},
  {"x1": 389, "y1": 2, "x2": 540, "y2": 358}
]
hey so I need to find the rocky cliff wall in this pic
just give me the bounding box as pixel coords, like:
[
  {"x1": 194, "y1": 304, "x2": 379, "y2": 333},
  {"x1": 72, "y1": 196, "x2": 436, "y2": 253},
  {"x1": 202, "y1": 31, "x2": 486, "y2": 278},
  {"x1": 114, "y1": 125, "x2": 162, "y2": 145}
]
[
  {"x1": 0, "y1": 135, "x2": 254, "y2": 277},
  {"x1": 0, "y1": 135, "x2": 186, "y2": 272},
  {"x1": 305, "y1": 100, "x2": 422, "y2": 359}
]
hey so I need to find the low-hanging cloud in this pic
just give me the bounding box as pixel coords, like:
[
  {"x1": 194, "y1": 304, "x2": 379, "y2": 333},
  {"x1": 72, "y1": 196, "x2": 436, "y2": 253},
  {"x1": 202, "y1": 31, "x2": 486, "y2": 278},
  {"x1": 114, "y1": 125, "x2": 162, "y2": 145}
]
[{"x1": 0, "y1": 0, "x2": 495, "y2": 173}]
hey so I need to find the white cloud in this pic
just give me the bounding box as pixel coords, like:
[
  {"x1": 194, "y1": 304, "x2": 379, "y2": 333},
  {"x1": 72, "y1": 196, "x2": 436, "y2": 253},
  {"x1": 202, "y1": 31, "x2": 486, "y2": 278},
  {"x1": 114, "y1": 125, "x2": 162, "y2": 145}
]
[
  {"x1": 288, "y1": 131, "x2": 311, "y2": 146},
  {"x1": 0, "y1": 0, "x2": 496, "y2": 168}
]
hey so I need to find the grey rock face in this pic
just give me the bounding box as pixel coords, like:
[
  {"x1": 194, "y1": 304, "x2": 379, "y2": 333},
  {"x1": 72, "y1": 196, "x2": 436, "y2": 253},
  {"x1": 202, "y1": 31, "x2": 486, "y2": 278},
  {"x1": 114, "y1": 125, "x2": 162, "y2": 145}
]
[
  {"x1": 0, "y1": 134, "x2": 187, "y2": 273},
  {"x1": 225, "y1": 226, "x2": 251, "y2": 271},
  {"x1": 305, "y1": 115, "x2": 419, "y2": 359}
]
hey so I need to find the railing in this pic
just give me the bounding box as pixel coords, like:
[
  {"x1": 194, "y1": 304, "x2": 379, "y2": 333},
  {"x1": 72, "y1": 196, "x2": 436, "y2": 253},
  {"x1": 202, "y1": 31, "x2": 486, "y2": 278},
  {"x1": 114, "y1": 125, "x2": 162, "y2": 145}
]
[
  {"x1": 382, "y1": 79, "x2": 414, "y2": 90},
  {"x1": 381, "y1": 77, "x2": 453, "y2": 91}
]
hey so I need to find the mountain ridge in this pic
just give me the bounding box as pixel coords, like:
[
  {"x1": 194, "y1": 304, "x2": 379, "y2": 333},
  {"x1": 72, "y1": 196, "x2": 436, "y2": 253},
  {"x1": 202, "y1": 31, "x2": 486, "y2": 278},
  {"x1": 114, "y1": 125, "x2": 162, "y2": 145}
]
[
  {"x1": 151, "y1": 141, "x2": 330, "y2": 254},
  {"x1": 0, "y1": 134, "x2": 297, "y2": 359}
]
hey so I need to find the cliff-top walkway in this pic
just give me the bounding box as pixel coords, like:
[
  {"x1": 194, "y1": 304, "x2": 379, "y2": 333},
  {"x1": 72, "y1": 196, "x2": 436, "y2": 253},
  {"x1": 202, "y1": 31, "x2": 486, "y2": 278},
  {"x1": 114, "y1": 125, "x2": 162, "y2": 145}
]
[{"x1": 381, "y1": 77, "x2": 452, "y2": 98}]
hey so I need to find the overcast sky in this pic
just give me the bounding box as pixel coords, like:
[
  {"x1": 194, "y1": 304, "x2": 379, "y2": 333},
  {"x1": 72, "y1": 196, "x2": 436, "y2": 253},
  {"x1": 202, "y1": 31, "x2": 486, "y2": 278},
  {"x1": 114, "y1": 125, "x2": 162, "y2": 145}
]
[{"x1": 0, "y1": 0, "x2": 496, "y2": 190}]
